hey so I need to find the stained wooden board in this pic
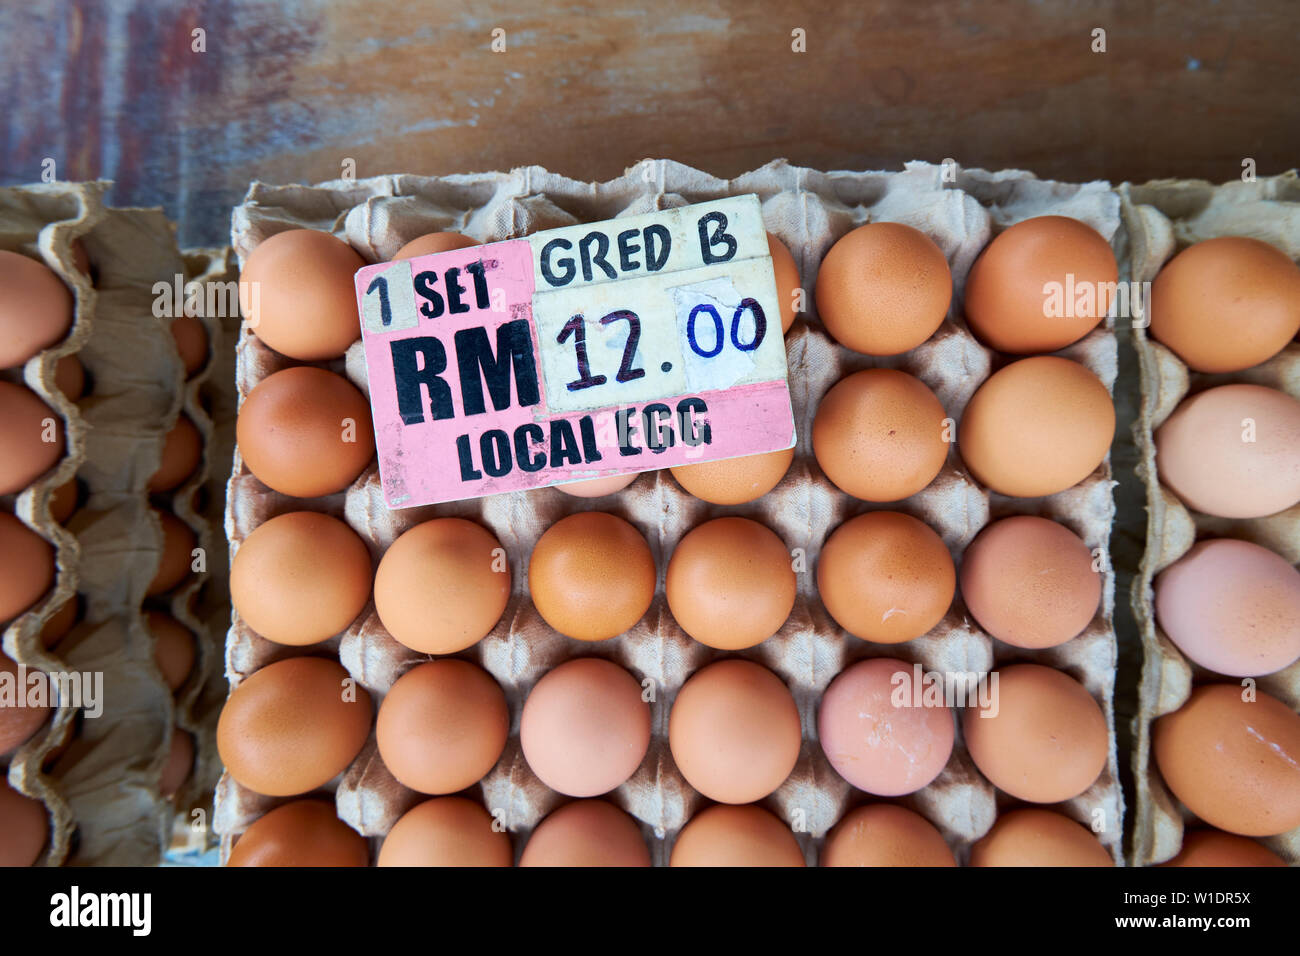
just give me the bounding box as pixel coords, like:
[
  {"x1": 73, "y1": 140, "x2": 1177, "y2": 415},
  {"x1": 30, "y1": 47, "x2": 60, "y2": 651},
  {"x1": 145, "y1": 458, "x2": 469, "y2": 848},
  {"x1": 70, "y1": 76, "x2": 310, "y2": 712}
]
[{"x1": 2, "y1": 1, "x2": 1297, "y2": 246}]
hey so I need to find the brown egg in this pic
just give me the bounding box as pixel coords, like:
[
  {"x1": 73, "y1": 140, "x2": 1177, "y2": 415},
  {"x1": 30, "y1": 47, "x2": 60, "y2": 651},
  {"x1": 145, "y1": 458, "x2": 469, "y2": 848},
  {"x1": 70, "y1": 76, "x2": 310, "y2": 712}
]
[
  {"x1": 0, "y1": 250, "x2": 74, "y2": 369},
  {"x1": 963, "y1": 664, "x2": 1107, "y2": 803},
  {"x1": 670, "y1": 446, "x2": 793, "y2": 504},
  {"x1": 148, "y1": 611, "x2": 196, "y2": 693},
  {"x1": 0, "y1": 778, "x2": 48, "y2": 867},
  {"x1": 0, "y1": 513, "x2": 55, "y2": 622},
  {"x1": 528, "y1": 512, "x2": 654, "y2": 641},
  {"x1": 0, "y1": 381, "x2": 64, "y2": 495},
  {"x1": 52, "y1": 355, "x2": 85, "y2": 401},
  {"x1": 521, "y1": 658, "x2": 650, "y2": 797},
  {"x1": 392, "y1": 232, "x2": 480, "y2": 260},
  {"x1": 232, "y1": 511, "x2": 373, "y2": 647},
  {"x1": 960, "y1": 515, "x2": 1101, "y2": 649},
  {"x1": 1156, "y1": 384, "x2": 1300, "y2": 519},
  {"x1": 147, "y1": 510, "x2": 195, "y2": 596},
  {"x1": 47, "y1": 477, "x2": 77, "y2": 523},
  {"x1": 1156, "y1": 539, "x2": 1300, "y2": 677},
  {"x1": 227, "y1": 800, "x2": 368, "y2": 867},
  {"x1": 821, "y1": 804, "x2": 957, "y2": 867},
  {"x1": 170, "y1": 315, "x2": 208, "y2": 377},
  {"x1": 160, "y1": 728, "x2": 193, "y2": 798},
  {"x1": 1153, "y1": 684, "x2": 1300, "y2": 836},
  {"x1": 1150, "y1": 237, "x2": 1300, "y2": 374},
  {"x1": 236, "y1": 366, "x2": 375, "y2": 498},
  {"x1": 377, "y1": 797, "x2": 511, "y2": 867},
  {"x1": 40, "y1": 720, "x2": 72, "y2": 771},
  {"x1": 671, "y1": 804, "x2": 804, "y2": 867},
  {"x1": 68, "y1": 239, "x2": 91, "y2": 279},
  {"x1": 814, "y1": 222, "x2": 951, "y2": 356},
  {"x1": 959, "y1": 356, "x2": 1114, "y2": 497},
  {"x1": 519, "y1": 800, "x2": 650, "y2": 867},
  {"x1": 668, "y1": 659, "x2": 800, "y2": 804},
  {"x1": 1161, "y1": 829, "x2": 1287, "y2": 867},
  {"x1": 666, "y1": 517, "x2": 795, "y2": 650},
  {"x1": 813, "y1": 368, "x2": 948, "y2": 502},
  {"x1": 818, "y1": 511, "x2": 954, "y2": 644},
  {"x1": 374, "y1": 518, "x2": 509, "y2": 654},
  {"x1": 969, "y1": 809, "x2": 1113, "y2": 867},
  {"x1": 0, "y1": 654, "x2": 51, "y2": 754},
  {"x1": 39, "y1": 596, "x2": 78, "y2": 648},
  {"x1": 555, "y1": 473, "x2": 638, "y2": 498},
  {"x1": 767, "y1": 233, "x2": 800, "y2": 333},
  {"x1": 376, "y1": 660, "x2": 508, "y2": 795},
  {"x1": 148, "y1": 415, "x2": 202, "y2": 492},
  {"x1": 217, "y1": 656, "x2": 371, "y2": 797},
  {"x1": 964, "y1": 216, "x2": 1116, "y2": 354},
  {"x1": 818, "y1": 658, "x2": 954, "y2": 796},
  {"x1": 240, "y1": 229, "x2": 365, "y2": 361}
]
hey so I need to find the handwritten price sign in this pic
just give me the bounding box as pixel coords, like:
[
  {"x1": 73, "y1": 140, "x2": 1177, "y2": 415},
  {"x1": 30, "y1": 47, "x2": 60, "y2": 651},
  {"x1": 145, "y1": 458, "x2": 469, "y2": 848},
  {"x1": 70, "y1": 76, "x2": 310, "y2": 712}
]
[{"x1": 355, "y1": 195, "x2": 796, "y2": 507}]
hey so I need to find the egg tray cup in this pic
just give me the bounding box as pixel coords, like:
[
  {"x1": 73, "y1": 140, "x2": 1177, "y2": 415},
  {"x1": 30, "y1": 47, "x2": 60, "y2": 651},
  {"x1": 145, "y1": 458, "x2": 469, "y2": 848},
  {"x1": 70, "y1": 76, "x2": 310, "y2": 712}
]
[
  {"x1": 219, "y1": 159, "x2": 1125, "y2": 865},
  {"x1": 0, "y1": 181, "x2": 215, "y2": 865},
  {"x1": 1123, "y1": 171, "x2": 1300, "y2": 866}
]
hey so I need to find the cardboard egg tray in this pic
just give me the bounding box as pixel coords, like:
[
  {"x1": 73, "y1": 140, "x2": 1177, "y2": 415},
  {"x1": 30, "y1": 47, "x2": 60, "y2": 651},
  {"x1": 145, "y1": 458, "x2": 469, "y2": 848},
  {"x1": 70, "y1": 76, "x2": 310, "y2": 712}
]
[
  {"x1": 218, "y1": 159, "x2": 1124, "y2": 865},
  {"x1": 0, "y1": 181, "x2": 229, "y2": 864},
  {"x1": 163, "y1": 246, "x2": 239, "y2": 855},
  {"x1": 1123, "y1": 172, "x2": 1300, "y2": 866}
]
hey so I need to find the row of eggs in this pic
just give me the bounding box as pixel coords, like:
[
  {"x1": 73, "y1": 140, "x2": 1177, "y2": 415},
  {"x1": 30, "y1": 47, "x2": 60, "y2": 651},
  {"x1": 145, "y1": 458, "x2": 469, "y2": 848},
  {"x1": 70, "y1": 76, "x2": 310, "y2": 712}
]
[
  {"x1": 229, "y1": 797, "x2": 1131, "y2": 868},
  {"x1": 228, "y1": 795, "x2": 1288, "y2": 867},
  {"x1": 230, "y1": 507, "x2": 1105, "y2": 654},
  {"x1": 218, "y1": 653, "x2": 1106, "y2": 807},
  {"x1": 1137, "y1": 235, "x2": 1300, "y2": 856}
]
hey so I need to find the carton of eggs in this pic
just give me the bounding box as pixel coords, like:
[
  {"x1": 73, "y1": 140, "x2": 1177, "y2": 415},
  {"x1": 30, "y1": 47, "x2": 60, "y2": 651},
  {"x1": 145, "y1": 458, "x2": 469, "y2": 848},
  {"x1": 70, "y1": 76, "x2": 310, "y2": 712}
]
[
  {"x1": 217, "y1": 160, "x2": 1125, "y2": 867},
  {"x1": 0, "y1": 181, "x2": 233, "y2": 865},
  {"x1": 1126, "y1": 171, "x2": 1300, "y2": 866}
]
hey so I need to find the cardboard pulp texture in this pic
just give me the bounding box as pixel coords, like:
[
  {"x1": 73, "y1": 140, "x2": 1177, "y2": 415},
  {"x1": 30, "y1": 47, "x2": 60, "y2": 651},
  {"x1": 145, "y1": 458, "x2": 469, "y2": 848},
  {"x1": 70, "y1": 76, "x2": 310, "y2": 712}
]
[
  {"x1": 1123, "y1": 172, "x2": 1300, "y2": 866},
  {"x1": 219, "y1": 159, "x2": 1124, "y2": 865},
  {"x1": 0, "y1": 181, "x2": 227, "y2": 864},
  {"x1": 164, "y1": 247, "x2": 239, "y2": 855}
]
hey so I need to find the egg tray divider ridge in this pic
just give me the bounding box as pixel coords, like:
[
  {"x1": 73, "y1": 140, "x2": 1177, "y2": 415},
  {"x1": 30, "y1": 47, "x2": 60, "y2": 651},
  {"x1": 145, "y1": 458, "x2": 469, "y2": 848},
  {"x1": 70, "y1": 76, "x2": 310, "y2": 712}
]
[
  {"x1": 166, "y1": 246, "x2": 240, "y2": 853},
  {"x1": 0, "y1": 181, "x2": 186, "y2": 864},
  {"x1": 1123, "y1": 171, "x2": 1300, "y2": 866},
  {"x1": 220, "y1": 159, "x2": 1124, "y2": 865}
]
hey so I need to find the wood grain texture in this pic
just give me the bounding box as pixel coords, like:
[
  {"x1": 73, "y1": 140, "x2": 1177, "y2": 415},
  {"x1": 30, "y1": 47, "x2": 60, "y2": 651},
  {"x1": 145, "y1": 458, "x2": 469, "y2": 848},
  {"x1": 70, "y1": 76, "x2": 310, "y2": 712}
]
[{"x1": 2, "y1": 0, "x2": 1297, "y2": 246}]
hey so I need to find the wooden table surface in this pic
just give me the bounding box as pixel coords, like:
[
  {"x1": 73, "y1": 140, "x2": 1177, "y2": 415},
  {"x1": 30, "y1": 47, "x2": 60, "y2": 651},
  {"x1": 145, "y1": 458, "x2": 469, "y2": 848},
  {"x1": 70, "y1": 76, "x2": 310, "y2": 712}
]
[{"x1": 2, "y1": 0, "x2": 1297, "y2": 246}]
